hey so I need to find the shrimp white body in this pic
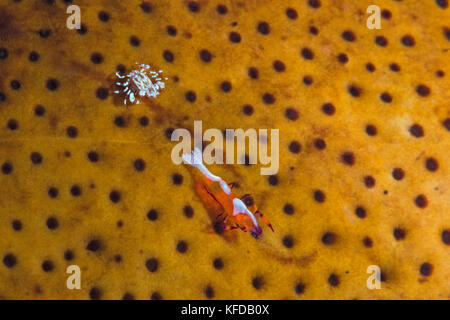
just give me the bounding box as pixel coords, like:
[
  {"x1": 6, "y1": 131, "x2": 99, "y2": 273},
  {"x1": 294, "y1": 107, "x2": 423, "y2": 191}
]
[{"x1": 182, "y1": 147, "x2": 259, "y2": 226}]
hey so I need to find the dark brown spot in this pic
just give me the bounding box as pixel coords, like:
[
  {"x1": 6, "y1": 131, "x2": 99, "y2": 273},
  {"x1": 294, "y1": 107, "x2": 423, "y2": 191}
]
[
  {"x1": 444, "y1": 27, "x2": 450, "y2": 41},
  {"x1": 365, "y1": 124, "x2": 377, "y2": 136},
  {"x1": 313, "y1": 190, "x2": 325, "y2": 203},
  {"x1": 341, "y1": 152, "x2": 355, "y2": 165},
  {"x1": 375, "y1": 36, "x2": 388, "y2": 47},
  {"x1": 419, "y1": 262, "x2": 433, "y2": 276},
  {"x1": 328, "y1": 274, "x2": 339, "y2": 287},
  {"x1": 48, "y1": 187, "x2": 58, "y2": 198},
  {"x1": 401, "y1": 35, "x2": 415, "y2": 47},
  {"x1": 39, "y1": 29, "x2": 51, "y2": 38},
  {"x1": 3, "y1": 253, "x2": 17, "y2": 268},
  {"x1": 436, "y1": 70, "x2": 445, "y2": 77},
  {"x1": 355, "y1": 206, "x2": 366, "y2": 219},
  {"x1": 64, "y1": 250, "x2": 74, "y2": 261},
  {"x1": 252, "y1": 276, "x2": 264, "y2": 290},
  {"x1": 242, "y1": 104, "x2": 254, "y2": 116},
  {"x1": 268, "y1": 175, "x2": 278, "y2": 186},
  {"x1": 409, "y1": 124, "x2": 424, "y2": 137},
  {"x1": 262, "y1": 93, "x2": 275, "y2": 104},
  {"x1": 348, "y1": 85, "x2": 361, "y2": 97},
  {"x1": 229, "y1": 31, "x2": 241, "y2": 43},
  {"x1": 257, "y1": 22, "x2": 270, "y2": 35},
  {"x1": 98, "y1": 11, "x2": 110, "y2": 22},
  {"x1": 273, "y1": 60, "x2": 286, "y2": 72},
  {"x1": 96, "y1": 87, "x2": 108, "y2": 100},
  {"x1": 145, "y1": 258, "x2": 158, "y2": 272},
  {"x1": 441, "y1": 230, "x2": 450, "y2": 245},
  {"x1": 322, "y1": 103, "x2": 335, "y2": 115},
  {"x1": 435, "y1": 0, "x2": 448, "y2": 9},
  {"x1": 303, "y1": 75, "x2": 314, "y2": 85},
  {"x1": 337, "y1": 53, "x2": 348, "y2": 64},
  {"x1": 200, "y1": 49, "x2": 212, "y2": 62},
  {"x1": 140, "y1": 2, "x2": 152, "y2": 13},
  {"x1": 286, "y1": 8, "x2": 298, "y2": 19},
  {"x1": 294, "y1": 282, "x2": 305, "y2": 295},
  {"x1": 129, "y1": 35, "x2": 141, "y2": 47},
  {"x1": 46, "y1": 216, "x2": 59, "y2": 229},
  {"x1": 10, "y1": 80, "x2": 21, "y2": 90},
  {"x1": 425, "y1": 157, "x2": 439, "y2": 172},
  {"x1": 46, "y1": 78, "x2": 59, "y2": 91},
  {"x1": 42, "y1": 260, "x2": 54, "y2": 272},
  {"x1": 113, "y1": 116, "x2": 126, "y2": 127},
  {"x1": 163, "y1": 50, "x2": 174, "y2": 62},
  {"x1": 321, "y1": 232, "x2": 337, "y2": 245},
  {"x1": 309, "y1": 26, "x2": 319, "y2": 35},
  {"x1": 12, "y1": 219, "x2": 22, "y2": 231},
  {"x1": 283, "y1": 203, "x2": 295, "y2": 215},
  {"x1": 380, "y1": 92, "x2": 392, "y2": 103},
  {"x1": 172, "y1": 173, "x2": 183, "y2": 185},
  {"x1": 185, "y1": 91, "x2": 196, "y2": 103},
  {"x1": 122, "y1": 292, "x2": 135, "y2": 300},
  {"x1": 416, "y1": 84, "x2": 431, "y2": 97},
  {"x1": 1, "y1": 162, "x2": 13, "y2": 175},
  {"x1": 87, "y1": 151, "x2": 99, "y2": 163},
  {"x1": 0, "y1": 48, "x2": 8, "y2": 59},
  {"x1": 366, "y1": 62, "x2": 376, "y2": 72},
  {"x1": 393, "y1": 228, "x2": 406, "y2": 241},
  {"x1": 213, "y1": 258, "x2": 224, "y2": 270},
  {"x1": 150, "y1": 291, "x2": 162, "y2": 300},
  {"x1": 415, "y1": 194, "x2": 428, "y2": 208},
  {"x1": 364, "y1": 175, "x2": 376, "y2": 188},
  {"x1": 285, "y1": 108, "x2": 299, "y2": 120},
  {"x1": 308, "y1": 0, "x2": 321, "y2": 9},
  {"x1": 187, "y1": 1, "x2": 200, "y2": 12},
  {"x1": 220, "y1": 81, "x2": 232, "y2": 92},
  {"x1": 77, "y1": 24, "x2": 88, "y2": 35},
  {"x1": 166, "y1": 25, "x2": 177, "y2": 36},
  {"x1": 390, "y1": 63, "x2": 400, "y2": 72},
  {"x1": 86, "y1": 239, "x2": 101, "y2": 252},
  {"x1": 89, "y1": 287, "x2": 102, "y2": 300},
  {"x1": 301, "y1": 47, "x2": 314, "y2": 60},
  {"x1": 35, "y1": 105, "x2": 46, "y2": 116},
  {"x1": 7, "y1": 119, "x2": 18, "y2": 130},
  {"x1": 248, "y1": 67, "x2": 259, "y2": 79},
  {"x1": 147, "y1": 209, "x2": 158, "y2": 221},
  {"x1": 204, "y1": 285, "x2": 215, "y2": 299},
  {"x1": 165, "y1": 127, "x2": 174, "y2": 137},
  {"x1": 342, "y1": 30, "x2": 356, "y2": 42},
  {"x1": 217, "y1": 4, "x2": 228, "y2": 14},
  {"x1": 90, "y1": 52, "x2": 103, "y2": 64},
  {"x1": 289, "y1": 141, "x2": 301, "y2": 154},
  {"x1": 362, "y1": 236, "x2": 373, "y2": 248},
  {"x1": 176, "y1": 240, "x2": 188, "y2": 253},
  {"x1": 314, "y1": 138, "x2": 326, "y2": 150},
  {"x1": 109, "y1": 190, "x2": 121, "y2": 203},
  {"x1": 282, "y1": 235, "x2": 294, "y2": 248},
  {"x1": 183, "y1": 205, "x2": 194, "y2": 218},
  {"x1": 381, "y1": 9, "x2": 392, "y2": 19},
  {"x1": 140, "y1": 116, "x2": 149, "y2": 126},
  {"x1": 70, "y1": 184, "x2": 81, "y2": 197},
  {"x1": 134, "y1": 158, "x2": 146, "y2": 172}
]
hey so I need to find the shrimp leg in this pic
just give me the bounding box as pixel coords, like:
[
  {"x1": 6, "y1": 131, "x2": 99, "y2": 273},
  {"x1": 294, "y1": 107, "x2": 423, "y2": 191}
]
[
  {"x1": 255, "y1": 210, "x2": 274, "y2": 232},
  {"x1": 216, "y1": 213, "x2": 228, "y2": 223}
]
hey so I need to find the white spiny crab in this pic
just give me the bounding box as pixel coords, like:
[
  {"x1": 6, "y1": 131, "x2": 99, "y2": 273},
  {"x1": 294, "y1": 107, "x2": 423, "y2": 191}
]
[{"x1": 113, "y1": 63, "x2": 168, "y2": 105}]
